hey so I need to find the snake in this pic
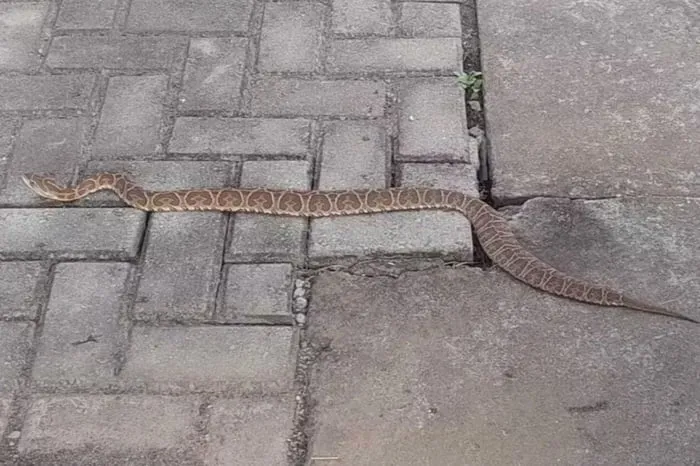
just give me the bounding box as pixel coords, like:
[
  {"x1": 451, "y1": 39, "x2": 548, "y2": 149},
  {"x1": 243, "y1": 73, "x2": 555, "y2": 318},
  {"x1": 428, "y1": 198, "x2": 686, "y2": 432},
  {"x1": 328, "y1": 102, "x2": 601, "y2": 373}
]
[{"x1": 21, "y1": 172, "x2": 698, "y2": 324}]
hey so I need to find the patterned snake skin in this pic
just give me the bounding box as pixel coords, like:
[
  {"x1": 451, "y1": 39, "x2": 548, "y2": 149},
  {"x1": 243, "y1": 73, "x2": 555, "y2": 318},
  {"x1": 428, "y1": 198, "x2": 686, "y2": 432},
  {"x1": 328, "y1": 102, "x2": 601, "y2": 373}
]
[{"x1": 22, "y1": 173, "x2": 697, "y2": 323}]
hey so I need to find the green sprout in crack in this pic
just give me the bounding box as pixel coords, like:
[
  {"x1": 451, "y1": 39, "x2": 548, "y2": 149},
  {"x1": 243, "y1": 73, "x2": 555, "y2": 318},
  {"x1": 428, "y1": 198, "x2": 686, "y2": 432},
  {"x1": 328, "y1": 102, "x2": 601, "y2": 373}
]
[{"x1": 455, "y1": 71, "x2": 483, "y2": 99}]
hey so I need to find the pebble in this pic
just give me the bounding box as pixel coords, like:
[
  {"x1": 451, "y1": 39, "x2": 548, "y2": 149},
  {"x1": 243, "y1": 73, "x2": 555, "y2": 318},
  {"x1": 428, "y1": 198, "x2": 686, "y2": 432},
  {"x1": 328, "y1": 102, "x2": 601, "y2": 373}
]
[
  {"x1": 294, "y1": 296, "x2": 308, "y2": 310},
  {"x1": 293, "y1": 287, "x2": 306, "y2": 298},
  {"x1": 295, "y1": 313, "x2": 306, "y2": 325}
]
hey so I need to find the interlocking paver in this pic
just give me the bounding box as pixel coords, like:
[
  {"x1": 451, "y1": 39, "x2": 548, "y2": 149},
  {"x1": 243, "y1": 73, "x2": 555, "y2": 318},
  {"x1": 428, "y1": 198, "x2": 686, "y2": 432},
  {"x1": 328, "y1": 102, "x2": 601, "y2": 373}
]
[
  {"x1": 122, "y1": 326, "x2": 296, "y2": 393},
  {"x1": 32, "y1": 263, "x2": 131, "y2": 389},
  {"x1": 259, "y1": 2, "x2": 324, "y2": 73},
  {"x1": 397, "y1": 78, "x2": 470, "y2": 162},
  {"x1": 0, "y1": 208, "x2": 146, "y2": 260},
  {"x1": 0, "y1": 117, "x2": 88, "y2": 206},
  {"x1": 204, "y1": 398, "x2": 294, "y2": 466},
  {"x1": 332, "y1": 0, "x2": 392, "y2": 36},
  {"x1": 398, "y1": 2, "x2": 461, "y2": 37},
  {"x1": 93, "y1": 75, "x2": 167, "y2": 159},
  {"x1": 126, "y1": 0, "x2": 253, "y2": 33},
  {"x1": 180, "y1": 38, "x2": 247, "y2": 112},
  {"x1": 399, "y1": 162, "x2": 480, "y2": 198},
  {"x1": 19, "y1": 395, "x2": 200, "y2": 455},
  {"x1": 250, "y1": 77, "x2": 385, "y2": 117},
  {"x1": 327, "y1": 37, "x2": 462, "y2": 73},
  {"x1": 0, "y1": 74, "x2": 95, "y2": 112},
  {"x1": 134, "y1": 212, "x2": 226, "y2": 321},
  {"x1": 226, "y1": 161, "x2": 311, "y2": 264},
  {"x1": 0, "y1": 262, "x2": 47, "y2": 320},
  {"x1": 46, "y1": 35, "x2": 186, "y2": 69},
  {"x1": 220, "y1": 263, "x2": 293, "y2": 323},
  {"x1": 56, "y1": 0, "x2": 117, "y2": 29},
  {"x1": 0, "y1": 322, "x2": 34, "y2": 393},
  {"x1": 317, "y1": 120, "x2": 387, "y2": 189},
  {"x1": 0, "y1": 2, "x2": 49, "y2": 71},
  {"x1": 169, "y1": 117, "x2": 311, "y2": 157}
]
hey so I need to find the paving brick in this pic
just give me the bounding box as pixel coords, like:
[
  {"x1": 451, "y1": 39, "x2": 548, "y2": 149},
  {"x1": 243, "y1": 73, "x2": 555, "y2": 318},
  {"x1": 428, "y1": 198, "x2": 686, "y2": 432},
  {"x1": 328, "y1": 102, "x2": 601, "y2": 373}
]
[
  {"x1": 122, "y1": 326, "x2": 296, "y2": 393},
  {"x1": 169, "y1": 117, "x2": 311, "y2": 157},
  {"x1": 0, "y1": 208, "x2": 146, "y2": 260},
  {"x1": 47, "y1": 35, "x2": 186, "y2": 69},
  {"x1": 86, "y1": 160, "x2": 236, "y2": 205},
  {"x1": 56, "y1": 0, "x2": 117, "y2": 29},
  {"x1": 134, "y1": 212, "x2": 227, "y2": 321},
  {"x1": 204, "y1": 397, "x2": 294, "y2": 466},
  {"x1": 259, "y1": 2, "x2": 324, "y2": 72},
  {"x1": 399, "y1": 162, "x2": 480, "y2": 198},
  {"x1": 250, "y1": 77, "x2": 385, "y2": 118},
  {"x1": 93, "y1": 75, "x2": 167, "y2": 159},
  {"x1": 0, "y1": 2, "x2": 49, "y2": 71},
  {"x1": 0, "y1": 117, "x2": 88, "y2": 206},
  {"x1": 127, "y1": 0, "x2": 253, "y2": 32},
  {"x1": 0, "y1": 322, "x2": 34, "y2": 393},
  {"x1": 397, "y1": 78, "x2": 470, "y2": 162},
  {"x1": 309, "y1": 210, "x2": 472, "y2": 265},
  {"x1": 0, "y1": 262, "x2": 47, "y2": 319},
  {"x1": 180, "y1": 38, "x2": 247, "y2": 111},
  {"x1": 19, "y1": 395, "x2": 200, "y2": 454},
  {"x1": 332, "y1": 0, "x2": 392, "y2": 36},
  {"x1": 32, "y1": 263, "x2": 131, "y2": 389},
  {"x1": 398, "y1": 2, "x2": 461, "y2": 37},
  {"x1": 318, "y1": 120, "x2": 387, "y2": 189},
  {"x1": 328, "y1": 37, "x2": 462, "y2": 73},
  {"x1": 0, "y1": 74, "x2": 95, "y2": 111},
  {"x1": 219, "y1": 263, "x2": 293, "y2": 323},
  {"x1": 227, "y1": 161, "x2": 310, "y2": 264}
]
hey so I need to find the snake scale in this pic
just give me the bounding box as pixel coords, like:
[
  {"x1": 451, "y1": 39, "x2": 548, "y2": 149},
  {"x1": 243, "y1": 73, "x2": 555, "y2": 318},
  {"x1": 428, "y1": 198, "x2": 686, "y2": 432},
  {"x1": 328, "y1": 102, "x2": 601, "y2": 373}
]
[{"x1": 22, "y1": 173, "x2": 697, "y2": 324}]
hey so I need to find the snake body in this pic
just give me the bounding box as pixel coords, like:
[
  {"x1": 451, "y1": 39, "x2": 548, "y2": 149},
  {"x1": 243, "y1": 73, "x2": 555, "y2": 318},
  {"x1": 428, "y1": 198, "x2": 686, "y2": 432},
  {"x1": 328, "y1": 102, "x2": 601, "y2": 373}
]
[{"x1": 22, "y1": 173, "x2": 697, "y2": 323}]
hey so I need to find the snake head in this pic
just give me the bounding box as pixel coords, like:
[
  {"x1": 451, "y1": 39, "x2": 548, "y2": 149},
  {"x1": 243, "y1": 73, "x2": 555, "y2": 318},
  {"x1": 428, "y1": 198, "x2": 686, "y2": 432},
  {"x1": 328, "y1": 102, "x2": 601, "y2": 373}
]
[{"x1": 21, "y1": 173, "x2": 65, "y2": 200}]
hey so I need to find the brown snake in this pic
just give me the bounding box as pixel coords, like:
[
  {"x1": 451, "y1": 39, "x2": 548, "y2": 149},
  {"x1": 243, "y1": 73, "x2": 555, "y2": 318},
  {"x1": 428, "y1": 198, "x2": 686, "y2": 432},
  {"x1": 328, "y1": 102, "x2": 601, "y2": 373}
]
[{"x1": 22, "y1": 173, "x2": 698, "y2": 324}]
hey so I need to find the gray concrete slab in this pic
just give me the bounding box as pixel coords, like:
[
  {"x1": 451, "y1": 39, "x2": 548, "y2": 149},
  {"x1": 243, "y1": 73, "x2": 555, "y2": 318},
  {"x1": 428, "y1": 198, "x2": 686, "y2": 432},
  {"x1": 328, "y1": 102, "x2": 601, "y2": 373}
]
[
  {"x1": 307, "y1": 266, "x2": 700, "y2": 465},
  {"x1": 479, "y1": 0, "x2": 700, "y2": 200}
]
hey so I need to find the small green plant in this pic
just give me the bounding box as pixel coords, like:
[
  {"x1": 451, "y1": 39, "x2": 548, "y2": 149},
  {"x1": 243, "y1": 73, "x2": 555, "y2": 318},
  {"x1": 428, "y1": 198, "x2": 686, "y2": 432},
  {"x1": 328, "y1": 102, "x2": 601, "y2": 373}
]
[{"x1": 455, "y1": 71, "x2": 483, "y2": 99}]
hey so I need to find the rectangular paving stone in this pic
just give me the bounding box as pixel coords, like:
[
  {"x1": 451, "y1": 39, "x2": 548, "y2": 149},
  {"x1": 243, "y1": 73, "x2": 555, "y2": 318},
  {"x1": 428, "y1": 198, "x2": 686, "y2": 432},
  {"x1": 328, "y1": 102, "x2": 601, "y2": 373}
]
[
  {"x1": 180, "y1": 37, "x2": 247, "y2": 112},
  {"x1": 32, "y1": 263, "x2": 131, "y2": 389},
  {"x1": 250, "y1": 77, "x2": 385, "y2": 118},
  {"x1": 0, "y1": 262, "x2": 47, "y2": 319},
  {"x1": 133, "y1": 212, "x2": 226, "y2": 321},
  {"x1": 127, "y1": 0, "x2": 253, "y2": 32},
  {"x1": 0, "y1": 74, "x2": 95, "y2": 111},
  {"x1": 318, "y1": 120, "x2": 387, "y2": 189},
  {"x1": 309, "y1": 210, "x2": 472, "y2": 266},
  {"x1": 397, "y1": 78, "x2": 470, "y2": 162},
  {"x1": 259, "y1": 2, "x2": 324, "y2": 73},
  {"x1": 398, "y1": 2, "x2": 461, "y2": 37},
  {"x1": 480, "y1": 0, "x2": 700, "y2": 199},
  {"x1": 122, "y1": 326, "x2": 296, "y2": 393},
  {"x1": 0, "y1": 209, "x2": 146, "y2": 260},
  {"x1": 219, "y1": 263, "x2": 293, "y2": 323},
  {"x1": 327, "y1": 37, "x2": 462, "y2": 73},
  {"x1": 86, "y1": 160, "x2": 236, "y2": 205},
  {"x1": 227, "y1": 161, "x2": 310, "y2": 264},
  {"x1": 332, "y1": 0, "x2": 392, "y2": 36},
  {"x1": 56, "y1": 0, "x2": 117, "y2": 29},
  {"x1": 47, "y1": 35, "x2": 186, "y2": 69},
  {"x1": 93, "y1": 75, "x2": 167, "y2": 159},
  {"x1": 0, "y1": 117, "x2": 88, "y2": 206},
  {"x1": 0, "y1": 2, "x2": 48, "y2": 71},
  {"x1": 169, "y1": 117, "x2": 311, "y2": 157},
  {"x1": 19, "y1": 395, "x2": 200, "y2": 455},
  {"x1": 399, "y1": 162, "x2": 480, "y2": 198},
  {"x1": 0, "y1": 322, "x2": 34, "y2": 393},
  {"x1": 205, "y1": 398, "x2": 294, "y2": 466}
]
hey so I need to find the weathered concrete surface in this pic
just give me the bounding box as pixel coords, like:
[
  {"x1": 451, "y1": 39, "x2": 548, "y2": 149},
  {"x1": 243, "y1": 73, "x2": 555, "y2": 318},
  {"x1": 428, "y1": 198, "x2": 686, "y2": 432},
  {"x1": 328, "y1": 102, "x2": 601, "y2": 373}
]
[
  {"x1": 479, "y1": 0, "x2": 700, "y2": 200},
  {"x1": 306, "y1": 197, "x2": 700, "y2": 465}
]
